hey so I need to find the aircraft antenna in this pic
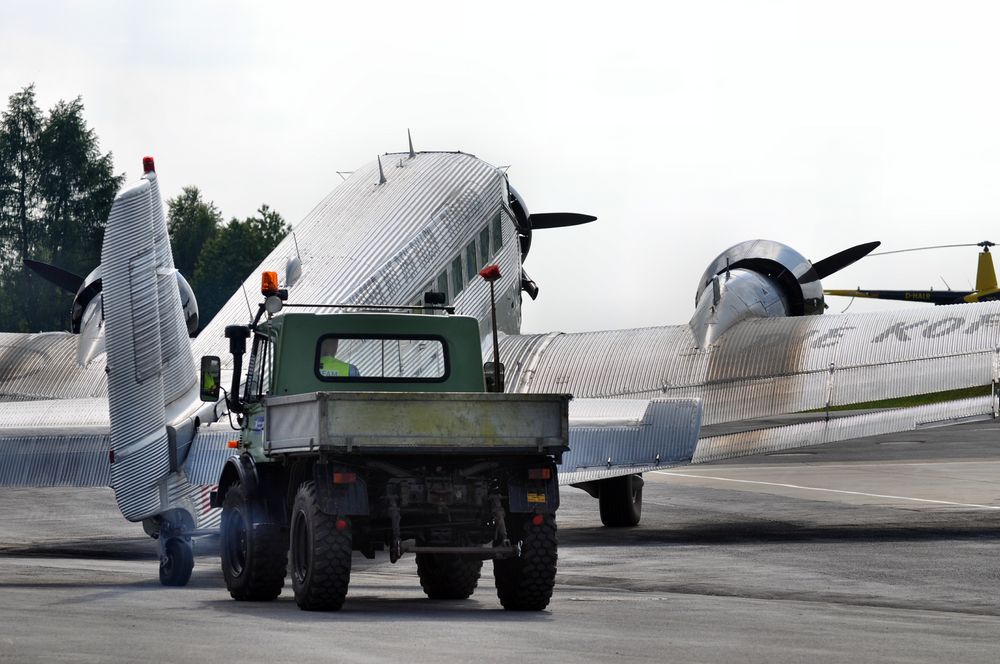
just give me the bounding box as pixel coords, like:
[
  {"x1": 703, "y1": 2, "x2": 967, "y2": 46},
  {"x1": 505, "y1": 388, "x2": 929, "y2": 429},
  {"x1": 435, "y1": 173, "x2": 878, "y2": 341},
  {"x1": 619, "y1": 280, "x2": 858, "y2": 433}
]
[
  {"x1": 336, "y1": 171, "x2": 353, "y2": 181},
  {"x1": 241, "y1": 283, "x2": 254, "y2": 322},
  {"x1": 292, "y1": 231, "x2": 301, "y2": 260},
  {"x1": 838, "y1": 295, "x2": 856, "y2": 313},
  {"x1": 377, "y1": 156, "x2": 387, "y2": 185},
  {"x1": 940, "y1": 276, "x2": 952, "y2": 290},
  {"x1": 408, "y1": 129, "x2": 416, "y2": 159}
]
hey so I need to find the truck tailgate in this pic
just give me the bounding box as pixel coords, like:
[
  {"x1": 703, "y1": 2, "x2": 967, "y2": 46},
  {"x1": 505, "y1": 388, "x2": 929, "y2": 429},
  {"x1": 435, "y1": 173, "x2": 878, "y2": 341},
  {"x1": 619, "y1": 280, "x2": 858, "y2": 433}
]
[{"x1": 263, "y1": 392, "x2": 570, "y2": 454}]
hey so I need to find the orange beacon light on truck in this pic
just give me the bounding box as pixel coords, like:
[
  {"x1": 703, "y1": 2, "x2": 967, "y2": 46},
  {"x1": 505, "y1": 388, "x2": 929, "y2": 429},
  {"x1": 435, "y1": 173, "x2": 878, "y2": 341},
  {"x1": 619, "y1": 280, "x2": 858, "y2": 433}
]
[{"x1": 261, "y1": 271, "x2": 279, "y2": 296}]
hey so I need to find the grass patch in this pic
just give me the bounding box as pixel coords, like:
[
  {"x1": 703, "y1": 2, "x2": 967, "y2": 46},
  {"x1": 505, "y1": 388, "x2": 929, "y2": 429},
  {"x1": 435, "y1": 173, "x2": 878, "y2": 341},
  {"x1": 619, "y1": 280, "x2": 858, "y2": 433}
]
[{"x1": 807, "y1": 385, "x2": 993, "y2": 413}]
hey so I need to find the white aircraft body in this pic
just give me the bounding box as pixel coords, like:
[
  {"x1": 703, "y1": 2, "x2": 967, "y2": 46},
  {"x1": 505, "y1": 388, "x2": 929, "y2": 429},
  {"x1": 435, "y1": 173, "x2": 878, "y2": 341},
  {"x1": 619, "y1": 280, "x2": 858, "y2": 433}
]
[{"x1": 2, "y1": 142, "x2": 998, "y2": 584}]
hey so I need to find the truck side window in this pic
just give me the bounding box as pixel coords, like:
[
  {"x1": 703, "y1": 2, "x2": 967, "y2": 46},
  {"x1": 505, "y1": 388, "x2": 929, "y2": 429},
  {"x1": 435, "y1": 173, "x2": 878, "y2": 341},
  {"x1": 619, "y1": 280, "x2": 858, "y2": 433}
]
[{"x1": 245, "y1": 333, "x2": 271, "y2": 401}]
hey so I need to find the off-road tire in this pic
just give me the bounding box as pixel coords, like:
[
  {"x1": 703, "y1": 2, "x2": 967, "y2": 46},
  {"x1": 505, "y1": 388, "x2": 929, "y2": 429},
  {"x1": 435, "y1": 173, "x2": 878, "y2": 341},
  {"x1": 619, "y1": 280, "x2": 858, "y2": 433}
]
[
  {"x1": 290, "y1": 481, "x2": 352, "y2": 611},
  {"x1": 221, "y1": 483, "x2": 287, "y2": 601},
  {"x1": 159, "y1": 537, "x2": 194, "y2": 587},
  {"x1": 599, "y1": 474, "x2": 643, "y2": 527},
  {"x1": 416, "y1": 553, "x2": 482, "y2": 600},
  {"x1": 494, "y1": 513, "x2": 558, "y2": 611}
]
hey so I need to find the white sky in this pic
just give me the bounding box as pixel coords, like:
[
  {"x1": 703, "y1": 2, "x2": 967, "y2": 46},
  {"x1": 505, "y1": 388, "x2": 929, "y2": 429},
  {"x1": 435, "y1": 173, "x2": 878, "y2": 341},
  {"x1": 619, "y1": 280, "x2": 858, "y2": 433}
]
[{"x1": 3, "y1": 1, "x2": 1000, "y2": 333}]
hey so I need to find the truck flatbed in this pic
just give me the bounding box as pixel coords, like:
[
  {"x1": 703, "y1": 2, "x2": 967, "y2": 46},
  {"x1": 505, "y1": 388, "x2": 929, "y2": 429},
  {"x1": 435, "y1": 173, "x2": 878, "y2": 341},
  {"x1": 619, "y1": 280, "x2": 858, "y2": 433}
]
[{"x1": 263, "y1": 391, "x2": 570, "y2": 456}]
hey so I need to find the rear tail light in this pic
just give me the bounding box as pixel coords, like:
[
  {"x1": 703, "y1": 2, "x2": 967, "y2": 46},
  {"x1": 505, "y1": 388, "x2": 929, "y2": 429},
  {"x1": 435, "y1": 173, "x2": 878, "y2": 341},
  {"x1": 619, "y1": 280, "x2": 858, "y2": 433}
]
[
  {"x1": 333, "y1": 472, "x2": 357, "y2": 484},
  {"x1": 531, "y1": 514, "x2": 544, "y2": 526},
  {"x1": 528, "y1": 468, "x2": 551, "y2": 480}
]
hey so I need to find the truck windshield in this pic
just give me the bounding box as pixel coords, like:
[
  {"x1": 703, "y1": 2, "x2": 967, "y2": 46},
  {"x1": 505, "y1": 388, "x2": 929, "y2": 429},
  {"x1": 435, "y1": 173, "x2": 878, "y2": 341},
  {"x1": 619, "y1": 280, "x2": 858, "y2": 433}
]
[{"x1": 315, "y1": 334, "x2": 448, "y2": 382}]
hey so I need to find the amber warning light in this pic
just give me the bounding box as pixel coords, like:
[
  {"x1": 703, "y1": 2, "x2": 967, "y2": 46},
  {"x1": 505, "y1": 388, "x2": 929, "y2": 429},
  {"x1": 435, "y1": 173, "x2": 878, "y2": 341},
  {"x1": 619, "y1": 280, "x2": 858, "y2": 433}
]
[{"x1": 261, "y1": 271, "x2": 279, "y2": 296}]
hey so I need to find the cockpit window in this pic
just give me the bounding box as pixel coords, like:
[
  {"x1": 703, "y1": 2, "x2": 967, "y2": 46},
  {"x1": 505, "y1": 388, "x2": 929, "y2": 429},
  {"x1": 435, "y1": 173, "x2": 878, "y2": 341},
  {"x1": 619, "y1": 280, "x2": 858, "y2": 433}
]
[
  {"x1": 464, "y1": 241, "x2": 478, "y2": 281},
  {"x1": 491, "y1": 212, "x2": 503, "y2": 254},
  {"x1": 315, "y1": 334, "x2": 448, "y2": 382},
  {"x1": 479, "y1": 226, "x2": 490, "y2": 263}
]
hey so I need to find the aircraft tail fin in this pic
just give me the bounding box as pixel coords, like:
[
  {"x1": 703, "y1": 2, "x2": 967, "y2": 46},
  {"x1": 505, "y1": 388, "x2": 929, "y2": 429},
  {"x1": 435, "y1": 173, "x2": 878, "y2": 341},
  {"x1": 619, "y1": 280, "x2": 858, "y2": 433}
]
[
  {"x1": 101, "y1": 165, "x2": 197, "y2": 522},
  {"x1": 975, "y1": 249, "x2": 997, "y2": 293}
]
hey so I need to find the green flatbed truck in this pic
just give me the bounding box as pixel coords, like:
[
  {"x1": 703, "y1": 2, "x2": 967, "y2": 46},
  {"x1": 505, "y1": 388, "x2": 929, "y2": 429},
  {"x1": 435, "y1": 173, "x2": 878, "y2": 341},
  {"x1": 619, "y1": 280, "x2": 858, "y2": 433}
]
[{"x1": 202, "y1": 301, "x2": 569, "y2": 612}]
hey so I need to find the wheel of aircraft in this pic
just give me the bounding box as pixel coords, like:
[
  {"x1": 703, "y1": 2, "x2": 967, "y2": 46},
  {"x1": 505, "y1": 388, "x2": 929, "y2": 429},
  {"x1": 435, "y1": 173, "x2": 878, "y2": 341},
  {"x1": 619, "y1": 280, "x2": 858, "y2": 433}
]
[
  {"x1": 598, "y1": 474, "x2": 644, "y2": 528},
  {"x1": 158, "y1": 536, "x2": 194, "y2": 587}
]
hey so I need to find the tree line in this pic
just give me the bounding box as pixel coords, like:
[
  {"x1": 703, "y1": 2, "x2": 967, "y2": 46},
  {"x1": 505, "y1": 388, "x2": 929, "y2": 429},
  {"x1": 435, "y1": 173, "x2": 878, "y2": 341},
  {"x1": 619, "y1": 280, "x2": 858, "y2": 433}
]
[{"x1": 0, "y1": 85, "x2": 288, "y2": 333}]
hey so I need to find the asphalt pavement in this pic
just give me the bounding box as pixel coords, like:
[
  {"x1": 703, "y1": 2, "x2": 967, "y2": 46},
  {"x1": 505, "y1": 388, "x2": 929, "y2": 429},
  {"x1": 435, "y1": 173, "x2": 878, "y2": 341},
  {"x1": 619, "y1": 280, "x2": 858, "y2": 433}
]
[{"x1": 0, "y1": 421, "x2": 997, "y2": 663}]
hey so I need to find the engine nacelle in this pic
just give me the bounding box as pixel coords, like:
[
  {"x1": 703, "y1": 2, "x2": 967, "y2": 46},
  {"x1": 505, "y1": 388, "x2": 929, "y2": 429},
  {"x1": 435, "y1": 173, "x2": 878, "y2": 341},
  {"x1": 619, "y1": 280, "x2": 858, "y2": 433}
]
[
  {"x1": 689, "y1": 240, "x2": 825, "y2": 348},
  {"x1": 72, "y1": 265, "x2": 200, "y2": 365}
]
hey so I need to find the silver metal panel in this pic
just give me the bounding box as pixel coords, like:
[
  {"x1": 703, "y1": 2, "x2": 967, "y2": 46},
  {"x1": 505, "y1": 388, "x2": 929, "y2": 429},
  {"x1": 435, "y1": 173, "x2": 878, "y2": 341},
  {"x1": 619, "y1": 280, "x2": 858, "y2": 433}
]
[
  {"x1": 190, "y1": 152, "x2": 522, "y2": 369},
  {"x1": 558, "y1": 398, "x2": 702, "y2": 484},
  {"x1": 504, "y1": 302, "x2": 1000, "y2": 426},
  {"x1": 185, "y1": 427, "x2": 238, "y2": 486},
  {"x1": 694, "y1": 396, "x2": 995, "y2": 463},
  {"x1": 0, "y1": 398, "x2": 108, "y2": 433},
  {"x1": 102, "y1": 174, "x2": 172, "y2": 521},
  {"x1": 0, "y1": 435, "x2": 110, "y2": 487},
  {"x1": 0, "y1": 332, "x2": 108, "y2": 401}
]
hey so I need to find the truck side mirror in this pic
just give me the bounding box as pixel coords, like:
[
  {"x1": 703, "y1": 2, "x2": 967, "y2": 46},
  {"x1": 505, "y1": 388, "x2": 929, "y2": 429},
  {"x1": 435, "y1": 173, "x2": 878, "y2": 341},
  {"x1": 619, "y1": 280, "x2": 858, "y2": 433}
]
[
  {"x1": 200, "y1": 355, "x2": 221, "y2": 402},
  {"x1": 484, "y1": 361, "x2": 505, "y2": 393}
]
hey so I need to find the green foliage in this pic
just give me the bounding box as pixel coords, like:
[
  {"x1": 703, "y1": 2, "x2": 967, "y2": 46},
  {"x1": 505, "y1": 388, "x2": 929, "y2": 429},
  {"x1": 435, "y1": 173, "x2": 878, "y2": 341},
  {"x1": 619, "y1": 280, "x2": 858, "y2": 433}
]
[
  {"x1": 192, "y1": 204, "x2": 290, "y2": 325},
  {"x1": 0, "y1": 85, "x2": 123, "y2": 332},
  {"x1": 0, "y1": 84, "x2": 289, "y2": 335},
  {"x1": 167, "y1": 186, "x2": 222, "y2": 278}
]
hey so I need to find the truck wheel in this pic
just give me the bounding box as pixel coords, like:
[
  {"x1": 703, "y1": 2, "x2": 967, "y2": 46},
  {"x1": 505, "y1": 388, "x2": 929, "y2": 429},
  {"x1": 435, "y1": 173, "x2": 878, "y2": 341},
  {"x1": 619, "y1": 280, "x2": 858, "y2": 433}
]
[
  {"x1": 416, "y1": 553, "x2": 482, "y2": 600},
  {"x1": 599, "y1": 474, "x2": 643, "y2": 527},
  {"x1": 159, "y1": 537, "x2": 193, "y2": 587},
  {"x1": 494, "y1": 513, "x2": 558, "y2": 611},
  {"x1": 221, "y1": 483, "x2": 287, "y2": 601},
  {"x1": 290, "y1": 481, "x2": 352, "y2": 611}
]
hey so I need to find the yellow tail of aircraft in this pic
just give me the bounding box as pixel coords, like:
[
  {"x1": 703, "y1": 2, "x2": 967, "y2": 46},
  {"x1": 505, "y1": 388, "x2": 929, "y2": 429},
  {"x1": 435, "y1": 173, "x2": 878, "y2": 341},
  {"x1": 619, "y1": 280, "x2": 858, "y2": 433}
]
[{"x1": 824, "y1": 241, "x2": 1000, "y2": 306}]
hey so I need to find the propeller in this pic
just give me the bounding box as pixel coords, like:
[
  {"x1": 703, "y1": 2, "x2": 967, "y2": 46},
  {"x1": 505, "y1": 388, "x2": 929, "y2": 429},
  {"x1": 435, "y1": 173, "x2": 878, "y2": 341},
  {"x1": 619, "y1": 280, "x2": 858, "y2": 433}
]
[
  {"x1": 23, "y1": 259, "x2": 85, "y2": 293},
  {"x1": 529, "y1": 213, "x2": 597, "y2": 230},
  {"x1": 810, "y1": 241, "x2": 881, "y2": 280}
]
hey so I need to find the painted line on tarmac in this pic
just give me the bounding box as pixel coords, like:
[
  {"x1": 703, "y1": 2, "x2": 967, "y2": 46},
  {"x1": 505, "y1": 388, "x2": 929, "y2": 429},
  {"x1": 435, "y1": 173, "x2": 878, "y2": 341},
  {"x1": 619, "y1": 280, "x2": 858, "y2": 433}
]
[{"x1": 651, "y1": 470, "x2": 1000, "y2": 510}]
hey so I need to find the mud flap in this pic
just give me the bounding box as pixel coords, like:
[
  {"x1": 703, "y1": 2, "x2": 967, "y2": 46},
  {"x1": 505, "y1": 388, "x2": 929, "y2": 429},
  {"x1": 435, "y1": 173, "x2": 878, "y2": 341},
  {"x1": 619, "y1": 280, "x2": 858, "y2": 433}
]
[
  {"x1": 314, "y1": 462, "x2": 369, "y2": 516},
  {"x1": 507, "y1": 475, "x2": 559, "y2": 513}
]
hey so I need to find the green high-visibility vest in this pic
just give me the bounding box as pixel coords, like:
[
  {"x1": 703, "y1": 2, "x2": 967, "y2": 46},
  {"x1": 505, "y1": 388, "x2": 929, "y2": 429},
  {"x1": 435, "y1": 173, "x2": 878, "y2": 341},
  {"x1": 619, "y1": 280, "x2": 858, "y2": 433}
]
[{"x1": 319, "y1": 356, "x2": 352, "y2": 376}]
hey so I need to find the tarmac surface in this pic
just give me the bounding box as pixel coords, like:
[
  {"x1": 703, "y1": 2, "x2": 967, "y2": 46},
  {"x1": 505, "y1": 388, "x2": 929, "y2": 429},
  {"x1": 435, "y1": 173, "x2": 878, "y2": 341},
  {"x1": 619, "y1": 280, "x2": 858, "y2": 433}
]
[{"x1": 0, "y1": 421, "x2": 998, "y2": 663}]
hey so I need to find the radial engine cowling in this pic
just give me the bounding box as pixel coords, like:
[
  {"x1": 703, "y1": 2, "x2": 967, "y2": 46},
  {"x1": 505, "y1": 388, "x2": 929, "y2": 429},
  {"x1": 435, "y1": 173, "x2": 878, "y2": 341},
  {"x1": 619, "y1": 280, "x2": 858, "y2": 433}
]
[
  {"x1": 689, "y1": 240, "x2": 825, "y2": 348},
  {"x1": 72, "y1": 266, "x2": 200, "y2": 366}
]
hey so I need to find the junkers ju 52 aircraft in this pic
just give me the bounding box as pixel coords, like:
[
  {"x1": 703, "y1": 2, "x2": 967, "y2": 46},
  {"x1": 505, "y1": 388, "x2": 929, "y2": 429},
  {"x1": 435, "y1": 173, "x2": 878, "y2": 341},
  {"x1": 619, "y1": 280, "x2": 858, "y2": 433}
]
[{"x1": 3, "y1": 138, "x2": 999, "y2": 587}]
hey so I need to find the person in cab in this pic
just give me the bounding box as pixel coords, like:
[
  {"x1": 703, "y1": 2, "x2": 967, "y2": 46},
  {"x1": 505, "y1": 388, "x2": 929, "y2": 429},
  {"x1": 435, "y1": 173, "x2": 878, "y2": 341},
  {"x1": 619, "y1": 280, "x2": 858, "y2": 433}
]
[{"x1": 318, "y1": 337, "x2": 360, "y2": 377}]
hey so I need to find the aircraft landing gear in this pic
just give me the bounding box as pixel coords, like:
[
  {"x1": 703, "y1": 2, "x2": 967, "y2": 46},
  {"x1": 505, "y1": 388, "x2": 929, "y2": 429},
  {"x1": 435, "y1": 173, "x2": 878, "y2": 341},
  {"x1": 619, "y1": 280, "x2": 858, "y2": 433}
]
[
  {"x1": 159, "y1": 534, "x2": 194, "y2": 587},
  {"x1": 598, "y1": 474, "x2": 644, "y2": 527}
]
